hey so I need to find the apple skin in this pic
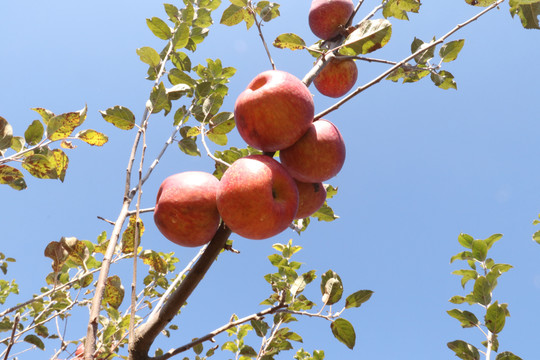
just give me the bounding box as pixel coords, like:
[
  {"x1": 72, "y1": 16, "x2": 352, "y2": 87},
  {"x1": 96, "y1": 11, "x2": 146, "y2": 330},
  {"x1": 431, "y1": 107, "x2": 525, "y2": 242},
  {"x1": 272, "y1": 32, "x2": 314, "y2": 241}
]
[
  {"x1": 234, "y1": 70, "x2": 314, "y2": 152},
  {"x1": 280, "y1": 119, "x2": 346, "y2": 183},
  {"x1": 216, "y1": 155, "x2": 299, "y2": 240},
  {"x1": 75, "y1": 344, "x2": 84, "y2": 358},
  {"x1": 295, "y1": 180, "x2": 327, "y2": 219},
  {"x1": 309, "y1": 0, "x2": 354, "y2": 40},
  {"x1": 154, "y1": 171, "x2": 221, "y2": 247},
  {"x1": 314, "y1": 58, "x2": 358, "y2": 98}
]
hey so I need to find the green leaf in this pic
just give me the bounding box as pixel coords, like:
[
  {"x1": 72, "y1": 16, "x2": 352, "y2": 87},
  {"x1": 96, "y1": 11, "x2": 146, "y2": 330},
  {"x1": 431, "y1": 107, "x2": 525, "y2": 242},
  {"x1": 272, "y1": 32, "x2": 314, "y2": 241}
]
[
  {"x1": 496, "y1": 351, "x2": 523, "y2": 360},
  {"x1": 76, "y1": 129, "x2": 109, "y2": 146},
  {"x1": 447, "y1": 309, "x2": 479, "y2": 328},
  {"x1": 0, "y1": 165, "x2": 27, "y2": 190},
  {"x1": 339, "y1": 19, "x2": 392, "y2": 55},
  {"x1": 509, "y1": 0, "x2": 540, "y2": 29},
  {"x1": 458, "y1": 233, "x2": 474, "y2": 249},
  {"x1": 472, "y1": 276, "x2": 492, "y2": 306},
  {"x1": 311, "y1": 203, "x2": 339, "y2": 222},
  {"x1": 173, "y1": 22, "x2": 190, "y2": 49},
  {"x1": 150, "y1": 82, "x2": 170, "y2": 114},
  {"x1": 240, "y1": 345, "x2": 258, "y2": 356},
  {"x1": 533, "y1": 230, "x2": 540, "y2": 244},
  {"x1": 208, "y1": 112, "x2": 235, "y2": 134},
  {"x1": 465, "y1": 0, "x2": 499, "y2": 5},
  {"x1": 221, "y1": 341, "x2": 238, "y2": 353},
  {"x1": 273, "y1": 33, "x2": 306, "y2": 50},
  {"x1": 178, "y1": 137, "x2": 200, "y2": 156},
  {"x1": 382, "y1": 0, "x2": 421, "y2": 20},
  {"x1": 450, "y1": 251, "x2": 473, "y2": 263},
  {"x1": 22, "y1": 153, "x2": 58, "y2": 180},
  {"x1": 147, "y1": 17, "x2": 172, "y2": 40},
  {"x1": 257, "y1": 2, "x2": 280, "y2": 22},
  {"x1": 431, "y1": 70, "x2": 457, "y2": 90},
  {"x1": 207, "y1": 132, "x2": 227, "y2": 146},
  {"x1": 24, "y1": 334, "x2": 45, "y2": 350},
  {"x1": 0, "y1": 117, "x2": 13, "y2": 154},
  {"x1": 320, "y1": 270, "x2": 343, "y2": 305},
  {"x1": 330, "y1": 318, "x2": 355, "y2": 349},
  {"x1": 345, "y1": 290, "x2": 374, "y2": 308},
  {"x1": 485, "y1": 233, "x2": 503, "y2": 250},
  {"x1": 220, "y1": 4, "x2": 244, "y2": 26},
  {"x1": 411, "y1": 37, "x2": 435, "y2": 64},
  {"x1": 136, "y1": 46, "x2": 161, "y2": 67},
  {"x1": 452, "y1": 269, "x2": 478, "y2": 288},
  {"x1": 471, "y1": 239, "x2": 487, "y2": 262},
  {"x1": 447, "y1": 340, "x2": 480, "y2": 360},
  {"x1": 10, "y1": 136, "x2": 25, "y2": 152},
  {"x1": 440, "y1": 39, "x2": 465, "y2": 62},
  {"x1": 104, "y1": 275, "x2": 124, "y2": 309},
  {"x1": 195, "y1": 8, "x2": 213, "y2": 27},
  {"x1": 24, "y1": 120, "x2": 44, "y2": 146},
  {"x1": 485, "y1": 301, "x2": 507, "y2": 334},
  {"x1": 251, "y1": 319, "x2": 269, "y2": 337},
  {"x1": 99, "y1": 105, "x2": 135, "y2": 130}
]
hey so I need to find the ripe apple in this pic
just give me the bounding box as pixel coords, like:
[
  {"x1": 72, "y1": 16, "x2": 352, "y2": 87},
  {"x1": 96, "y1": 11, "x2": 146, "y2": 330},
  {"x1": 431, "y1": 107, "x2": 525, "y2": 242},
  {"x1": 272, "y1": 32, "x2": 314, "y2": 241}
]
[
  {"x1": 280, "y1": 119, "x2": 346, "y2": 183},
  {"x1": 216, "y1": 155, "x2": 298, "y2": 239},
  {"x1": 154, "y1": 171, "x2": 221, "y2": 247},
  {"x1": 295, "y1": 180, "x2": 327, "y2": 219},
  {"x1": 314, "y1": 58, "x2": 358, "y2": 98},
  {"x1": 309, "y1": 0, "x2": 354, "y2": 40},
  {"x1": 234, "y1": 70, "x2": 314, "y2": 152},
  {"x1": 75, "y1": 344, "x2": 84, "y2": 358}
]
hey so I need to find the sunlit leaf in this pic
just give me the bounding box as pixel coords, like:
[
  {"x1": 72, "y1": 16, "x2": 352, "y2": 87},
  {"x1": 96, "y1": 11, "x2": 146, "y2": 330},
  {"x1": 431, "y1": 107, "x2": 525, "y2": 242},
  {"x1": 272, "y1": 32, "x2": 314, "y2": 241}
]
[
  {"x1": 273, "y1": 33, "x2": 306, "y2": 50},
  {"x1": 22, "y1": 154, "x2": 58, "y2": 180},
  {"x1": 24, "y1": 120, "x2": 44, "y2": 146},
  {"x1": 76, "y1": 129, "x2": 109, "y2": 146},
  {"x1": 121, "y1": 216, "x2": 145, "y2": 254},
  {"x1": 440, "y1": 39, "x2": 465, "y2": 62},
  {"x1": 31, "y1": 108, "x2": 55, "y2": 126},
  {"x1": 447, "y1": 340, "x2": 480, "y2": 360},
  {"x1": 509, "y1": 0, "x2": 540, "y2": 29},
  {"x1": 220, "y1": 4, "x2": 244, "y2": 26},
  {"x1": 147, "y1": 17, "x2": 172, "y2": 40},
  {"x1": 0, "y1": 117, "x2": 13, "y2": 153},
  {"x1": 52, "y1": 149, "x2": 69, "y2": 182},
  {"x1": 0, "y1": 165, "x2": 27, "y2": 190},
  {"x1": 100, "y1": 106, "x2": 136, "y2": 130},
  {"x1": 447, "y1": 309, "x2": 479, "y2": 328},
  {"x1": 46, "y1": 106, "x2": 87, "y2": 141},
  {"x1": 339, "y1": 19, "x2": 392, "y2": 55},
  {"x1": 345, "y1": 290, "x2": 373, "y2": 308},
  {"x1": 330, "y1": 319, "x2": 355, "y2": 349},
  {"x1": 485, "y1": 301, "x2": 507, "y2": 334},
  {"x1": 383, "y1": 0, "x2": 421, "y2": 20},
  {"x1": 136, "y1": 46, "x2": 161, "y2": 67},
  {"x1": 104, "y1": 275, "x2": 125, "y2": 309}
]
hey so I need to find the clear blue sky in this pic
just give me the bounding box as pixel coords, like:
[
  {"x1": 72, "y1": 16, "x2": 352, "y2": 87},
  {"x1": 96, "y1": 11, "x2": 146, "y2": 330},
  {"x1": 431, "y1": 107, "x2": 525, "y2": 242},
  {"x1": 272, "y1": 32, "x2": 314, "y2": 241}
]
[{"x1": 1, "y1": 1, "x2": 539, "y2": 359}]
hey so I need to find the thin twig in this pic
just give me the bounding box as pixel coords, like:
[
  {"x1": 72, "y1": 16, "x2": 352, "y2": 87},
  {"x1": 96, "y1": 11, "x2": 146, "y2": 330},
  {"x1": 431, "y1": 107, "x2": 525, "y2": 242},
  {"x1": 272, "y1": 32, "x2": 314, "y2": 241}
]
[
  {"x1": 153, "y1": 303, "x2": 288, "y2": 360},
  {"x1": 248, "y1": 2, "x2": 276, "y2": 70},
  {"x1": 2, "y1": 313, "x2": 20, "y2": 360},
  {"x1": 346, "y1": 0, "x2": 366, "y2": 27},
  {"x1": 315, "y1": 0, "x2": 504, "y2": 119},
  {"x1": 200, "y1": 124, "x2": 231, "y2": 168},
  {"x1": 127, "y1": 208, "x2": 155, "y2": 216}
]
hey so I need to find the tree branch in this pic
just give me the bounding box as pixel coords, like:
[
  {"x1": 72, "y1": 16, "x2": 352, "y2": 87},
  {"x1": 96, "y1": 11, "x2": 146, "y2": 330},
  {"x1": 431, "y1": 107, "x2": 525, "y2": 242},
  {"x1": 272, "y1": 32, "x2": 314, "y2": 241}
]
[
  {"x1": 315, "y1": 0, "x2": 504, "y2": 119},
  {"x1": 129, "y1": 222, "x2": 232, "y2": 360}
]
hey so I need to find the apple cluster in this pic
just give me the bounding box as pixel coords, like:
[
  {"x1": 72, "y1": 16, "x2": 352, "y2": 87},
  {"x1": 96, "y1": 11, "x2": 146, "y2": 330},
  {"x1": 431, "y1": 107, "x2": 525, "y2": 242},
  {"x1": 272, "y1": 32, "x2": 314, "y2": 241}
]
[{"x1": 154, "y1": 0, "x2": 356, "y2": 247}]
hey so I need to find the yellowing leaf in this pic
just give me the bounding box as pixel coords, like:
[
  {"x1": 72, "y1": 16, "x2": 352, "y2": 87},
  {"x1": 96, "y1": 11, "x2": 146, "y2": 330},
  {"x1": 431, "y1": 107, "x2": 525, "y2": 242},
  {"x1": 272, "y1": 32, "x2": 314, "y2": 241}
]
[
  {"x1": 0, "y1": 165, "x2": 27, "y2": 190},
  {"x1": 121, "y1": 216, "x2": 145, "y2": 254},
  {"x1": 22, "y1": 154, "x2": 58, "y2": 180},
  {"x1": 76, "y1": 129, "x2": 109, "y2": 146},
  {"x1": 31, "y1": 108, "x2": 55, "y2": 125},
  {"x1": 99, "y1": 105, "x2": 136, "y2": 130},
  {"x1": 52, "y1": 149, "x2": 69, "y2": 182},
  {"x1": 46, "y1": 106, "x2": 87, "y2": 141},
  {"x1": 104, "y1": 275, "x2": 125, "y2": 309},
  {"x1": 0, "y1": 116, "x2": 13, "y2": 153}
]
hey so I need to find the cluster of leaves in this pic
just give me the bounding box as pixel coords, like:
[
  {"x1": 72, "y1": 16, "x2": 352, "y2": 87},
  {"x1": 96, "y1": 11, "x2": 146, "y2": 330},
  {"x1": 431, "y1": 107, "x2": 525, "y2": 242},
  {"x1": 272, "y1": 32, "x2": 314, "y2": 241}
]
[
  {"x1": 220, "y1": 0, "x2": 280, "y2": 28},
  {"x1": 218, "y1": 240, "x2": 372, "y2": 359},
  {"x1": 0, "y1": 106, "x2": 108, "y2": 190},
  {"x1": 447, "y1": 233, "x2": 521, "y2": 360}
]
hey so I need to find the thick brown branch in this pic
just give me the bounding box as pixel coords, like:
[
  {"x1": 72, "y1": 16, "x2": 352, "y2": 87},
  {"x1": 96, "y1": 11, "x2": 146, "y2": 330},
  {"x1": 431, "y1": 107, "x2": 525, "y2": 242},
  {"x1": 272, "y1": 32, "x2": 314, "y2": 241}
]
[{"x1": 129, "y1": 223, "x2": 232, "y2": 360}]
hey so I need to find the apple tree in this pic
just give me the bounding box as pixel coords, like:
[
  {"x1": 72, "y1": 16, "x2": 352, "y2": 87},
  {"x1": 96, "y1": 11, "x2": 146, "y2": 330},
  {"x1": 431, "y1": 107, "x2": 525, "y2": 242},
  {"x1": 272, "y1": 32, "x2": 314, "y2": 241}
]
[{"x1": 0, "y1": 0, "x2": 538, "y2": 360}]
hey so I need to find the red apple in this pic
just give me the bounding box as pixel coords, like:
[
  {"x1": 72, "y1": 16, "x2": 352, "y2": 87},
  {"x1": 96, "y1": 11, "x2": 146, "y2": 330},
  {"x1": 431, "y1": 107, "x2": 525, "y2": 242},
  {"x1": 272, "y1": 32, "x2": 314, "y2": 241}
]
[
  {"x1": 280, "y1": 119, "x2": 346, "y2": 183},
  {"x1": 234, "y1": 70, "x2": 314, "y2": 152},
  {"x1": 154, "y1": 171, "x2": 221, "y2": 247},
  {"x1": 75, "y1": 344, "x2": 84, "y2": 359},
  {"x1": 295, "y1": 180, "x2": 327, "y2": 219},
  {"x1": 309, "y1": 0, "x2": 354, "y2": 40},
  {"x1": 216, "y1": 155, "x2": 298, "y2": 239},
  {"x1": 314, "y1": 58, "x2": 358, "y2": 98}
]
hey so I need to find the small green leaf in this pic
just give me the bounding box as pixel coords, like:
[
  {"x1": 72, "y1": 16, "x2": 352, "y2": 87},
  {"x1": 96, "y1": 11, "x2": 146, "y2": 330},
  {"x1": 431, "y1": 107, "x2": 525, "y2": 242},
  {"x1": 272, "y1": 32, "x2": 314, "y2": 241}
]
[
  {"x1": 447, "y1": 340, "x2": 480, "y2": 360},
  {"x1": 31, "y1": 108, "x2": 55, "y2": 125},
  {"x1": 24, "y1": 120, "x2": 44, "y2": 146},
  {"x1": 220, "y1": 4, "x2": 244, "y2": 26},
  {"x1": 0, "y1": 117, "x2": 13, "y2": 153},
  {"x1": 471, "y1": 239, "x2": 488, "y2": 262},
  {"x1": 147, "y1": 17, "x2": 172, "y2": 40},
  {"x1": 178, "y1": 137, "x2": 200, "y2": 156},
  {"x1": 320, "y1": 270, "x2": 343, "y2": 305},
  {"x1": 99, "y1": 106, "x2": 135, "y2": 130},
  {"x1": 239, "y1": 345, "x2": 257, "y2": 356},
  {"x1": 345, "y1": 290, "x2": 374, "y2": 308},
  {"x1": 452, "y1": 269, "x2": 478, "y2": 288},
  {"x1": 330, "y1": 318, "x2": 355, "y2": 349},
  {"x1": 0, "y1": 165, "x2": 27, "y2": 190},
  {"x1": 173, "y1": 22, "x2": 190, "y2": 49},
  {"x1": 533, "y1": 230, "x2": 540, "y2": 244},
  {"x1": 485, "y1": 301, "x2": 507, "y2": 334},
  {"x1": 207, "y1": 132, "x2": 227, "y2": 146},
  {"x1": 382, "y1": 0, "x2": 421, "y2": 20},
  {"x1": 251, "y1": 319, "x2": 269, "y2": 337},
  {"x1": 450, "y1": 251, "x2": 473, "y2": 263},
  {"x1": 509, "y1": 0, "x2": 540, "y2": 29},
  {"x1": 150, "y1": 82, "x2": 170, "y2": 114},
  {"x1": 24, "y1": 334, "x2": 45, "y2": 350},
  {"x1": 52, "y1": 149, "x2": 69, "y2": 182},
  {"x1": 311, "y1": 203, "x2": 339, "y2": 222},
  {"x1": 273, "y1": 33, "x2": 306, "y2": 50},
  {"x1": 447, "y1": 309, "x2": 479, "y2": 328},
  {"x1": 136, "y1": 47, "x2": 161, "y2": 67},
  {"x1": 472, "y1": 276, "x2": 492, "y2": 306},
  {"x1": 485, "y1": 233, "x2": 502, "y2": 250},
  {"x1": 10, "y1": 136, "x2": 25, "y2": 152},
  {"x1": 449, "y1": 295, "x2": 466, "y2": 304},
  {"x1": 458, "y1": 233, "x2": 474, "y2": 249},
  {"x1": 439, "y1": 39, "x2": 465, "y2": 62},
  {"x1": 496, "y1": 351, "x2": 523, "y2": 360},
  {"x1": 339, "y1": 19, "x2": 392, "y2": 55},
  {"x1": 76, "y1": 129, "x2": 109, "y2": 146},
  {"x1": 411, "y1": 37, "x2": 435, "y2": 64},
  {"x1": 431, "y1": 70, "x2": 457, "y2": 90}
]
